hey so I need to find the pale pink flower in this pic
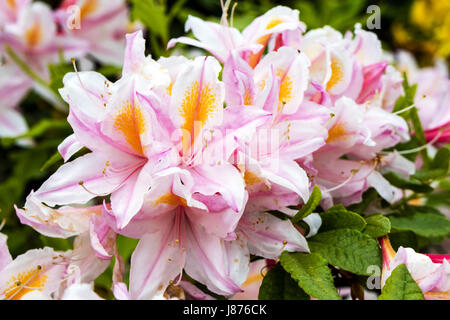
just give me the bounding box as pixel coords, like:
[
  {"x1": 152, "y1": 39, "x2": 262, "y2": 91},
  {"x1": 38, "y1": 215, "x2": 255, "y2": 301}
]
[
  {"x1": 15, "y1": 192, "x2": 116, "y2": 283},
  {"x1": 0, "y1": 62, "x2": 31, "y2": 137},
  {"x1": 55, "y1": 0, "x2": 131, "y2": 66},
  {"x1": 396, "y1": 51, "x2": 450, "y2": 144},
  {"x1": 168, "y1": 6, "x2": 305, "y2": 68},
  {"x1": 0, "y1": 233, "x2": 69, "y2": 300},
  {"x1": 1, "y1": 1, "x2": 85, "y2": 79}
]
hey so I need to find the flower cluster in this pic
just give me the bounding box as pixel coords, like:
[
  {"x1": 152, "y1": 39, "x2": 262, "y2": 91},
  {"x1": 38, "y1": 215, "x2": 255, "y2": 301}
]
[
  {"x1": 4, "y1": 5, "x2": 449, "y2": 300},
  {"x1": 0, "y1": 0, "x2": 132, "y2": 138}
]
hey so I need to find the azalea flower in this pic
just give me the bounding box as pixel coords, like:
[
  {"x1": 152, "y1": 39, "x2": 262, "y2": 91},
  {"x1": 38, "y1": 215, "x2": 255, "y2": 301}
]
[
  {"x1": 168, "y1": 6, "x2": 306, "y2": 68},
  {"x1": 0, "y1": 232, "x2": 69, "y2": 300},
  {"x1": 380, "y1": 236, "x2": 450, "y2": 300},
  {"x1": 0, "y1": 0, "x2": 30, "y2": 27},
  {"x1": 55, "y1": 0, "x2": 132, "y2": 66},
  {"x1": 0, "y1": 62, "x2": 31, "y2": 138},
  {"x1": 15, "y1": 192, "x2": 116, "y2": 282},
  {"x1": 309, "y1": 95, "x2": 410, "y2": 208},
  {"x1": 19, "y1": 30, "x2": 273, "y2": 299},
  {"x1": 396, "y1": 50, "x2": 450, "y2": 145},
  {"x1": 0, "y1": 1, "x2": 84, "y2": 79}
]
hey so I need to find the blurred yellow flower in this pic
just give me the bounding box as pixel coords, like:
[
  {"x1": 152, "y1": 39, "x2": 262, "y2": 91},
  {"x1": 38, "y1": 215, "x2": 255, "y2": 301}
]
[{"x1": 400, "y1": 0, "x2": 450, "y2": 59}]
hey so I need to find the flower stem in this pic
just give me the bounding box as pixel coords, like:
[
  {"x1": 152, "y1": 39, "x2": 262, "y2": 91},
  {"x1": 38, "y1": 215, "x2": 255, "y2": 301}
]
[{"x1": 4, "y1": 45, "x2": 68, "y2": 112}]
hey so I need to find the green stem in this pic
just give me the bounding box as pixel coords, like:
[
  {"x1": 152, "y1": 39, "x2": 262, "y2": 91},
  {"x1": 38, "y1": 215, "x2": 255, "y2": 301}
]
[
  {"x1": 410, "y1": 106, "x2": 430, "y2": 168},
  {"x1": 5, "y1": 45, "x2": 68, "y2": 112}
]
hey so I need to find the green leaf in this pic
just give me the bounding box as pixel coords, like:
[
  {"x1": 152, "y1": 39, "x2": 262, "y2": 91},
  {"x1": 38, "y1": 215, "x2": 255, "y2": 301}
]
[
  {"x1": 412, "y1": 168, "x2": 448, "y2": 181},
  {"x1": 410, "y1": 106, "x2": 430, "y2": 166},
  {"x1": 378, "y1": 264, "x2": 424, "y2": 300},
  {"x1": 292, "y1": 185, "x2": 321, "y2": 223},
  {"x1": 96, "y1": 64, "x2": 122, "y2": 79},
  {"x1": 409, "y1": 107, "x2": 426, "y2": 145},
  {"x1": 258, "y1": 263, "x2": 310, "y2": 300},
  {"x1": 363, "y1": 214, "x2": 391, "y2": 238},
  {"x1": 2, "y1": 119, "x2": 69, "y2": 145},
  {"x1": 383, "y1": 172, "x2": 433, "y2": 193},
  {"x1": 389, "y1": 231, "x2": 418, "y2": 251},
  {"x1": 319, "y1": 205, "x2": 366, "y2": 232},
  {"x1": 431, "y1": 147, "x2": 450, "y2": 170},
  {"x1": 389, "y1": 212, "x2": 450, "y2": 238},
  {"x1": 280, "y1": 252, "x2": 341, "y2": 300},
  {"x1": 49, "y1": 62, "x2": 73, "y2": 94},
  {"x1": 40, "y1": 151, "x2": 63, "y2": 172},
  {"x1": 414, "y1": 147, "x2": 450, "y2": 181},
  {"x1": 131, "y1": 0, "x2": 168, "y2": 43},
  {"x1": 393, "y1": 73, "x2": 417, "y2": 115},
  {"x1": 309, "y1": 229, "x2": 381, "y2": 275},
  {"x1": 347, "y1": 188, "x2": 378, "y2": 214}
]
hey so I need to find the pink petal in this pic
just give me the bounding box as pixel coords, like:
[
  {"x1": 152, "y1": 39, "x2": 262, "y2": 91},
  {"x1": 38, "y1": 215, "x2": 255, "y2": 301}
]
[
  {"x1": 183, "y1": 219, "x2": 244, "y2": 296},
  {"x1": 238, "y1": 210, "x2": 309, "y2": 259},
  {"x1": 35, "y1": 152, "x2": 128, "y2": 207},
  {"x1": 89, "y1": 214, "x2": 116, "y2": 260},
  {"x1": 0, "y1": 233, "x2": 12, "y2": 272},
  {"x1": 129, "y1": 213, "x2": 184, "y2": 300}
]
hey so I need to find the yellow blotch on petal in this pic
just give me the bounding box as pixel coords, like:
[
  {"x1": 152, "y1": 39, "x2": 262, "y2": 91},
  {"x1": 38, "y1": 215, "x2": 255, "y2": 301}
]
[
  {"x1": 248, "y1": 18, "x2": 285, "y2": 69},
  {"x1": 6, "y1": 0, "x2": 16, "y2": 9},
  {"x1": 25, "y1": 22, "x2": 43, "y2": 47},
  {"x1": 241, "y1": 272, "x2": 263, "y2": 287},
  {"x1": 166, "y1": 82, "x2": 174, "y2": 96},
  {"x1": 179, "y1": 81, "x2": 217, "y2": 154},
  {"x1": 2, "y1": 267, "x2": 48, "y2": 300},
  {"x1": 276, "y1": 69, "x2": 293, "y2": 112},
  {"x1": 326, "y1": 122, "x2": 348, "y2": 143},
  {"x1": 152, "y1": 193, "x2": 187, "y2": 207},
  {"x1": 265, "y1": 18, "x2": 284, "y2": 30},
  {"x1": 80, "y1": 0, "x2": 98, "y2": 20},
  {"x1": 326, "y1": 57, "x2": 344, "y2": 91},
  {"x1": 114, "y1": 101, "x2": 147, "y2": 156},
  {"x1": 244, "y1": 171, "x2": 263, "y2": 186},
  {"x1": 243, "y1": 87, "x2": 253, "y2": 105}
]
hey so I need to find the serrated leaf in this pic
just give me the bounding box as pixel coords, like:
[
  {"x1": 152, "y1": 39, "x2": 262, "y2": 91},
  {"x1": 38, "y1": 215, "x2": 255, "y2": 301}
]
[
  {"x1": 319, "y1": 205, "x2": 366, "y2": 232},
  {"x1": 363, "y1": 214, "x2": 391, "y2": 238},
  {"x1": 383, "y1": 172, "x2": 433, "y2": 193},
  {"x1": 258, "y1": 263, "x2": 310, "y2": 300},
  {"x1": 292, "y1": 185, "x2": 321, "y2": 223},
  {"x1": 389, "y1": 213, "x2": 450, "y2": 238},
  {"x1": 378, "y1": 264, "x2": 424, "y2": 300},
  {"x1": 280, "y1": 252, "x2": 341, "y2": 300},
  {"x1": 309, "y1": 229, "x2": 381, "y2": 275}
]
